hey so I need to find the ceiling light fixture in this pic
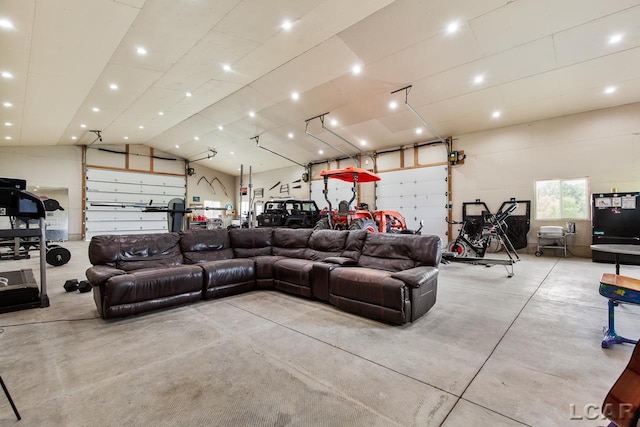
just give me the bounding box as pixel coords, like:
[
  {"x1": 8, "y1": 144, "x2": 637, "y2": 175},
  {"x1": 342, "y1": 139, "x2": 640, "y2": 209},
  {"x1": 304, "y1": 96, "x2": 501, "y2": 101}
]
[
  {"x1": 194, "y1": 136, "x2": 199, "y2": 140},
  {"x1": 318, "y1": 150, "x2": 323, "y2": 155},
  {"x1": 447, "y1": 21, "x2": 459, "y2": 34},
  {"x1": 281, "y1": 20, "x2": 292, "y2": 31},
  {"x1": 352, "y1": 64, "x2": 362, "y2": 75},
  {"x1": 473, "y1": 75, "x2": 484, "y2": 84},
  {"x1": 71, "y1": 136, "x2": 77, "y2": 140},
  {"x1": 124, "y1": 136, "x2": 129, "y2": 140},
  {"x1": 291, "y1": 92, "x2": 299, "y2": 101},
  {"x1": 185, "y1": 92, "x2": 192, "y2": 97},
  {"x1": 389, "y1": 101, "x2": 398, "y2": 109},
  {"x1": 222, "y1": 64, "x2": 231, "y2": 72},
  {"x1": 360, "y1": 139, "x2": 367, "y2": 146},
  {"x1": 4, "y1": 122, "x2": 11, "y2": 126},
  {"x1": 330, "y1": 119, "x2": 338, "y2": 126},
  {"x1": 80, "y1": 124, "x2": 86, "y2": 128},
  {"x1": 136, "y1": 47, "x2": 147, "y2": 55},
  {"x1": 288, "y1": 132, "x2": 294, "y2": 139},
  {"x1": 416, "y1": 128, "x2": 423, "y2": 135},
  {"x1": 175, "y1": 145, "x2": 179, "y2": 148},
  {"x1": 3, "y1": 102, "x2": 12, "y2": 107},
  {"x1": 4, "y1": 136, "x2": 11, "y2": 140},
  {"x1": 139, "y1": 125, "x2": 144, "y2": 129},
  {"x1": 249, "y1": 111, "x2": 255, "y2": 118},
  {"x1": 158, "y1": 111, "x2": 164, "y2": 115},
  {"x1": 1, "y1": 71, "x2": 13, "y2": 79},
  {"x1": 609, "y1": 34, "x2": 623, "y2": 44},
  {"x1": 109, "y1": 83, "x2": 118, "y2": 90},
  {"x1": 230, "y1": 151, "x2": 234, "y2": 155},
  {"x1": 92, "y1": 107, "x2": 100, "y2": 112},
  {"x1": 217, "y1": 125, "x2": 223, "y2": 131},
  {"x1": 604, "y1": 86, "x2": 616, "y2": 94},
  {"x1": 492, "y1": 111, "x2": 501, "y2": 118},
  {"x1": 0, "y1": 19, "x2": 14, "y2": 29}
]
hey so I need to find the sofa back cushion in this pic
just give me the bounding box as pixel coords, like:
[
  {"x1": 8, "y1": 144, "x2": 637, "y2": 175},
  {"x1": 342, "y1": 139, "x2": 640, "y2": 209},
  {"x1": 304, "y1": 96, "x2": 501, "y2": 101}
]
[
  {"x1": 341, "y1": 230, "x2": 368, "y2": 261},
  {"x1": 89, "y1": 232, "x2": 183, "y2": 271},
  {"x1": 229, "y1": 228, "x2": 274, "y2": 257},
  {"x1": 179, "y1": 229, "x2": 234, "y2": 263},
  {"x1": 357, "y1": 233, "x2": 442, "y2": 272},
  {"x1": 272, "y1": 228, "x2": 313, "y2": 259},
  {"x1": 304, "y1": 230, "x2": 349, "y2": 261}
]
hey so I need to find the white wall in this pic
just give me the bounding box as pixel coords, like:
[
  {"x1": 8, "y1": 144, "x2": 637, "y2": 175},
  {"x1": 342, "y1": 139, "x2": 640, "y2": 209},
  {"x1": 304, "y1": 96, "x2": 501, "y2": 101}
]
[{"x1": 452, "y1": 102, "x2": 640, "y2": 255}]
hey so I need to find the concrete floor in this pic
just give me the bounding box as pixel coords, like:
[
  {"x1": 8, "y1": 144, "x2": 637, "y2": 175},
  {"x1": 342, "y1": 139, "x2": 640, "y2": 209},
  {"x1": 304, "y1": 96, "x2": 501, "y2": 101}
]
[{"x1": 0, "y1": 241, "x2": 638, "y2": 426}]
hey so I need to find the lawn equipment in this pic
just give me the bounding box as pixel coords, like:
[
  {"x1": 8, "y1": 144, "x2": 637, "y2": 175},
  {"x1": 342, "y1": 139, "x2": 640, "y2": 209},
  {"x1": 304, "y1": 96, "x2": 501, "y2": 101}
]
[{"x1": 314, "y1": 166, "x2": 421, "y2": 234}]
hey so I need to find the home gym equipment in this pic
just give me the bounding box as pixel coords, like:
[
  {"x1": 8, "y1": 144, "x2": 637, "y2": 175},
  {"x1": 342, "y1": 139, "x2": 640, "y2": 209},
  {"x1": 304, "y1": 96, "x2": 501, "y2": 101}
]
[
  {"x1": 443, "y1": 202, "x2": 521, "y2": 277},
  {"x1": 90, "y1": 199, "x2": 192, "y2": 232},
  {"x1": 0, "y1": 178, "x2": 50, "y2": 312},
  {"x1": 599, "y1": 273, "x2": 640, "y2": 348},
  {"x1": 63, "y1": 279, "x2": 92, "y2": 293},
  {"x1": 0, "y1": 375, "x2": 20, "y2": 421}
]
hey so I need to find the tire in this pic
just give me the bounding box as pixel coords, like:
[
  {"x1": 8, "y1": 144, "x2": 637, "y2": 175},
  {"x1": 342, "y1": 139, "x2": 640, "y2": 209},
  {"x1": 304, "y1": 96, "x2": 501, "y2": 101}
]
[
  {"x1": 447, "y1": 241, "x2": 470, "y2": 257},
  {"x1": 348, "y1": 218, "x2": 378, "y2": 233},
  {"x1": 314, "y1": 217, "x2": 331, "y2": 230}
]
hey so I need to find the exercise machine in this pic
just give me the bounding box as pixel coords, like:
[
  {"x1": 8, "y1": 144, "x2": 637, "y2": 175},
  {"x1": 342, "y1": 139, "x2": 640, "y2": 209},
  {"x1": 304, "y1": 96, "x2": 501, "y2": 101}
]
[{"x1": 443, "y1": 202, "x2": 521, "y2": 277}]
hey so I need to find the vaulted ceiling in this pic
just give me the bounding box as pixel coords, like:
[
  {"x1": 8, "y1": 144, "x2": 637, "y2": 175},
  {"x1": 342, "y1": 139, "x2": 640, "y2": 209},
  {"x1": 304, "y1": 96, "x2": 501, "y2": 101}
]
[{"x1": 2, "y1": 0, "x2": 640, "y2": 175}]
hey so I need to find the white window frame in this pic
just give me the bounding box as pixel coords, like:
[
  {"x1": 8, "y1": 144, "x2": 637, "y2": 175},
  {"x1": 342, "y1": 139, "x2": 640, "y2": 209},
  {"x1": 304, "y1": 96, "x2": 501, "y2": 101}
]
[{"x1": 535, "y1": 177, "x2": 590, "y2": 220}]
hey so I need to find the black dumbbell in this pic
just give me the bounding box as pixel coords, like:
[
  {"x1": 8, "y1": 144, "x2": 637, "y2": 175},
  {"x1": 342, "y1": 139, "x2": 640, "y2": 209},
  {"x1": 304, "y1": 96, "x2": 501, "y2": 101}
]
[{"x1": 63, "y1": 279, "x2": 92, "y2": 293}]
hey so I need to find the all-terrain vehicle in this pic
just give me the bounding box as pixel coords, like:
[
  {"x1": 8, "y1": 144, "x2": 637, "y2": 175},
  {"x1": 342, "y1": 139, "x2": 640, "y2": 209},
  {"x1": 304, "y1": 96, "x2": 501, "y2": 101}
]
[
  {"x1": 257, "y1": 199, "x2": 321, "y2": 228},
  {"x1": 314, "y1": 166, "x2": 420, "y2": 233}
]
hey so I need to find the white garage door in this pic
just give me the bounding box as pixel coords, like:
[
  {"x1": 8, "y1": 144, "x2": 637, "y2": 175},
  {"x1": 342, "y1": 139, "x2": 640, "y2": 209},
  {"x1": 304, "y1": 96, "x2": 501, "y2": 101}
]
[
  {"x1": 377, "y1": 166, "x2": 448, "y2": 242},
  {"x1": 311, "y1": 179, "x2": 356, "y2": 211},
  {"x1": 85, "y1": 168, "x2": 186, "y2": 240}
]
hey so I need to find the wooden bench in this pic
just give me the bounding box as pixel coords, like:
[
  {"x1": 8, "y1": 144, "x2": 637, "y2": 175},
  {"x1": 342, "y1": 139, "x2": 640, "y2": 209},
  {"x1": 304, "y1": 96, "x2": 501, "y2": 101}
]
[{"x1": 599, "y1": 273, "x2": 640, "y2": 348}]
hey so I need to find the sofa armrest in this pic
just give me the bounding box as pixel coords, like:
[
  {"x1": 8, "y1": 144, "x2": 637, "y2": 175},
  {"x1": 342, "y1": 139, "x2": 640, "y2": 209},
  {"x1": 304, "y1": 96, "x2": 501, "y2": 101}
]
[
  {"x1": 391, "y1": 266, "x2": 438, "y2": 288},
  {"x1": 86, "y1": 265, "x2": 127, "y2": 287},
  {"x1": 323, "y1": 256, "x2": 357, "y2": 266}
]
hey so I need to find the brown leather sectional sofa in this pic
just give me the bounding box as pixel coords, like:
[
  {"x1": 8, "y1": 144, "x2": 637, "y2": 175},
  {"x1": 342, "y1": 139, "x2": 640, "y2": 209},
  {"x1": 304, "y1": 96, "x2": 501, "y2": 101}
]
[{"x1": 85, "y1": 228, "x2": 442, "y2": 325}]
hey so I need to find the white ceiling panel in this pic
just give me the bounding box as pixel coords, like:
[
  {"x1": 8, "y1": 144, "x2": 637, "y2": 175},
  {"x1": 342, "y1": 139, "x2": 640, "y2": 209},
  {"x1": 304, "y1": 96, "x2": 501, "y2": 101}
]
[{"x1": 5, "y1": 0, "x2": 640, "y2": 173}]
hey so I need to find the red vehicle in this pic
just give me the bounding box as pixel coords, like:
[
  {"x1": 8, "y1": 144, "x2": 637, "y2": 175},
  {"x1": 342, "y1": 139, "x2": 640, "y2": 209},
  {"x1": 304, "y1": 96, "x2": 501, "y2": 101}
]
[{"x1": 314, "y1": 166, "x2": 419, "y2": 233}]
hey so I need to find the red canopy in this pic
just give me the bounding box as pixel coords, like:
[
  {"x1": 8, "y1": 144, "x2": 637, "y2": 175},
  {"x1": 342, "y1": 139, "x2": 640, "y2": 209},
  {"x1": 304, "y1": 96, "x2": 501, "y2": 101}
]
[{"x1": 319, "y1": 166, "x2": 381, "y2": 183}]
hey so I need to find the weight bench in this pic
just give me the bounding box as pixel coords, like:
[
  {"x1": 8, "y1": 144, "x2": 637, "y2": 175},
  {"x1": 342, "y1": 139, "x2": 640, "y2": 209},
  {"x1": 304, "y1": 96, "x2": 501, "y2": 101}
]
[{"x1": 599, "y1": 273, "x2": 640, "y2": 348}]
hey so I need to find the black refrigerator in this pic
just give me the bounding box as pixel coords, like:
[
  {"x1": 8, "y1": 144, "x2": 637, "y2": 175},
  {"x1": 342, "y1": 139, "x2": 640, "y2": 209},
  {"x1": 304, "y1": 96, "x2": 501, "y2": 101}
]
[{"x1": 592, "y1": 192, "x2": 640, "y2": 264}]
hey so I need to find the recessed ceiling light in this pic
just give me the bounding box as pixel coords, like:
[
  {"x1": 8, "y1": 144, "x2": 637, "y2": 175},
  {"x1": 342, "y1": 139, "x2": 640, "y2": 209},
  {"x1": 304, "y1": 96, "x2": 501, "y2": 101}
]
[
  {"x1": 352, "y1": 64, "x2": 362, "y2": 75},
  {"x1": 1, "y1": 71, "x2": 13, "y2": 79},
  {"x1": 230, "y1": 151, "x2": 234, "y2": 155},
  {"x1": 609, "y1": 34, "x2": 623, "y2": 44},
  {"x1": 92, "y1": 107, "x2": 100, "y2": 112},
  {"x1": 288, "y1": 132, "x2": 294, "y2": 139},
  {"x1": 222, "y1": 64, "x2": 231, "y2": 72},
  {"x1": 4, "y1": 136, "x2": 11, "y2": 140},
  {"x1": 139, "y1": 125, "x2": 144, "y2": 129},
  {"x1": 389, "y1": 101, "x2": 398, "y2": 109},
  {"x1": 415, "y1": 128, "x2": 423, "y2": 135},
  {"x1": 0, "y1": 19, "x2": 14, "y2": 29},
  {"x1": 281, "y1": 20, "x2": 292, "y2": 31},
  {"x1": 158, "y1": 111, "x2": 164, "y2": 116},
  {"x1": 291, "y1": 92, "x2": 299, "y2": 101},
  {"x1": 330, "y1": 119, "x2": 338, "y2": 127},
  {"x1": 71, "y1": 136, "x2": 77, "y2": 140},
  {"x1": 249, "y1": 111, "x2": 255, "y2": 118},
  {"x1": 447, "y1": 21, "x2": 459, "y2": 34},
  {"x1": 136, "y1": 47, "x2": 147, "y2": 55},
  {"x1": 194, "y1": 136, "x2": 199, "y2": 140},
  {"x1": 217, "y1": 125, "x2": 223, "y2": 131},
  {"x1": 109, "y1": 83, "x2": 118, "y2": 90},
  {"x1": 175, "y1": 145, "x2": 179, "y2": 148},
  {"x1": 492, "y1": 111, "x2": 501, "y2": 118},
  {"x1": 473, "y1": 75, "x2": 484, "y2": 84},
  {"x1": 3, "y1": 102, "x2": 12, "y2": 107},
  {"x1": 4, "y1": 122, "x2": 12, "y2": 126},
  {"x1": 604, "y1": 86, "x2": 616, "y2": 94},
  {"x1": 318, "y1": 149, "x2": 324, "y2": 155},
  {"x1": 185, "y1": 92, "x2": 192, "y2": 97},
  {"x1": 80, "y1": 124, "x2": 86, "y2": 128},
  {"x1": 124, "y1": 136, "x2": 129, "y2": 140},
  {"x1": 360, "y1": 139, "x2": 367, "y2": 146}
]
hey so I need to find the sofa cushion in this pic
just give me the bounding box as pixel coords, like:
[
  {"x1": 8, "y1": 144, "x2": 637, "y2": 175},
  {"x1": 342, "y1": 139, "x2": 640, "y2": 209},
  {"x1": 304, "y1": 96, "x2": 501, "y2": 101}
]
[
  {"x1": 229, "y1": 228, "x2": 273, "y2": 257},
  {"x1": 341, "y1": 230, "x2": 368, "y2": 261},
  {"x1": 329, "y1": 267, "x2": 406, "y2": 310},
  {"x1": 273, "y1": 258, "x2": 314, "y2": 287},
  {"x1": 201, "y1": 258, "x2": 255, "y2": 299},
  {"x1": 89, "y1": 233, "x2": 183, "y2": 271},
  {"x1": 272, "y1": 228, "x2": 313, "y2": 258},
  {"x1": 179, "y1": 229, "x2": 234, "y2": 263},
  {"x1": 357, "y1": 233, "x2": 441, "y2": 272},
  {"x1": 304, "y1": 229, "x2": 349, "y2": 261}
]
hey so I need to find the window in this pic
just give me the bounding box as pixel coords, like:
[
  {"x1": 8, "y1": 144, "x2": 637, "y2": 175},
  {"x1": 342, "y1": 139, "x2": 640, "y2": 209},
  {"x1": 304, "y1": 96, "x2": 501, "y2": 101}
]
[{"x1": 535, "y1": 178, "x2": 589, "y2": 219}]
